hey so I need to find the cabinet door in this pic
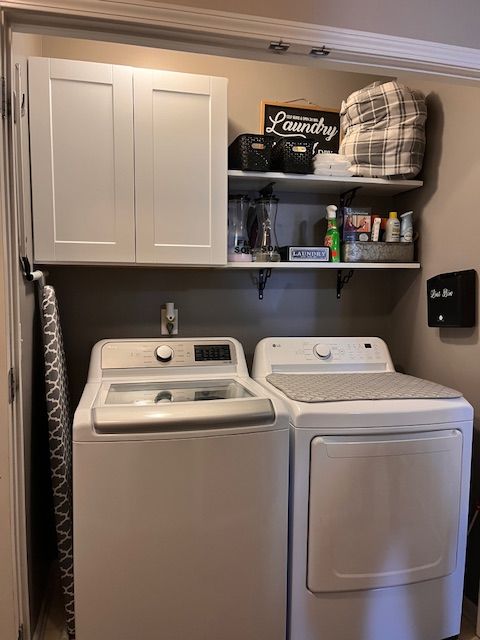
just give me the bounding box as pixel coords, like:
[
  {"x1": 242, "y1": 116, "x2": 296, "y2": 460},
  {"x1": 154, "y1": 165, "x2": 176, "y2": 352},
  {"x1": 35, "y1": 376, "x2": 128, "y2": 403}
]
[
  {"x1": 134, "y1": 69, "x2": 227, "y2": 265},
  {"x1": 28, "y1": 58, "x2": 135, "y2": 263}
]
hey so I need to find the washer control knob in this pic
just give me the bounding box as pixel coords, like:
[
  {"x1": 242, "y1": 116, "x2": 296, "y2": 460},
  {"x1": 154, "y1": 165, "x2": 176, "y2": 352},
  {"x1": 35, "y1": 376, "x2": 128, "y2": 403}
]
[
  {"x1": 155, "y1": 390, "x2": 173, "y2": 403},
  {"x1": 155, "y1": 345, "x2": 174, "y2": 363},
  {"x1": 314, "y1": 344, "x2": 332, "y2": 360}
]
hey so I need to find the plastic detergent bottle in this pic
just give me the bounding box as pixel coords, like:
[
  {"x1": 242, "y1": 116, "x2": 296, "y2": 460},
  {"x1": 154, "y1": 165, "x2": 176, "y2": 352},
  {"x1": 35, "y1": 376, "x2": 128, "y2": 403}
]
[
  {"x1": 400, "y1": 211, "x2": 414, "y2": 242},
  {"x1": 385, "y1": 211, "x2": 401, "y2": 242},
  {"x1": 324, "y1": 205, "x2": 340, "y2": 262}
]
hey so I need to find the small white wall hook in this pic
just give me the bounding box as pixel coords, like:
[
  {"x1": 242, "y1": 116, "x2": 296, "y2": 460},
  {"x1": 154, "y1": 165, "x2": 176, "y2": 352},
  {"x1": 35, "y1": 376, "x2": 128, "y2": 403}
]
[{"x1": 161, "y1": 302, "x2": 178, "y2": 336}]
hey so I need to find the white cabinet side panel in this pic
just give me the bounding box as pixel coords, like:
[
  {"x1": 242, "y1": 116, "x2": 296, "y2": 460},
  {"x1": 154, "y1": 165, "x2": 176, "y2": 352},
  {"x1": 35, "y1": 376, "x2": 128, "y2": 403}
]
[
  {"x1": 134, "y1": 69, "x2": 227, "y2": 265},
  {"x1": 28, "y1": 58, "x2": 135, "y2": 263},
  {"x1": 209, "y1": 76, "x2": 228, "y2": 265}
]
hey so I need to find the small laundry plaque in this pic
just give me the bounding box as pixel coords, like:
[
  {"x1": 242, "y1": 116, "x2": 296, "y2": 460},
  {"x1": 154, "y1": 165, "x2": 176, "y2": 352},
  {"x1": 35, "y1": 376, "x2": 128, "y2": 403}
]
[
  {"x1": 280, "y1": 246, "x2": 330, "y2": 262},
  {"x1": 260, "y1": 101, "x2": 340, "y2": 153}
]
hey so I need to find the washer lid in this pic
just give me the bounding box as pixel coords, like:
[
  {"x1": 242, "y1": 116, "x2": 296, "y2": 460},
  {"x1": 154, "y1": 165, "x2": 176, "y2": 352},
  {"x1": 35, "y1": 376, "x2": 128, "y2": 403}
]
[
  {"x1": 91, "y1": 378, "x2": 277, "y2": 435},
  {"x1": 104, "y1": 379, "x2": 253, "y2": 405},
  {"x1": 93, "y1": 398, "x2": 275, "y2": 435}
]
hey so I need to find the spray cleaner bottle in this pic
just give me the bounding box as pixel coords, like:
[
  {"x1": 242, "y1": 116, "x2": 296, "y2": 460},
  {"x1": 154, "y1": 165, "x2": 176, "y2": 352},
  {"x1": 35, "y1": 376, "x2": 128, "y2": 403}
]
[{"x1": 324, "y1": 205, "x2": 340, "y2": 262}]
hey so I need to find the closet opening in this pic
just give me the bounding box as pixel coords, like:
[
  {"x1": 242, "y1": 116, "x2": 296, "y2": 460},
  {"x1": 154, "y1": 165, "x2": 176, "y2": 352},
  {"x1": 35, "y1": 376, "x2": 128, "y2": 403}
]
[{"x1": 4, "y1": 9, "x2": 478, "y2": 640}]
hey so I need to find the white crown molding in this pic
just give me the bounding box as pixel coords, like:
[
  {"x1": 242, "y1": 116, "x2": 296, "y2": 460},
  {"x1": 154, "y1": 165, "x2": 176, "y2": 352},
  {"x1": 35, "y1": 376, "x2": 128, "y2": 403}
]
[{"x1": 3, "y1": 0, "x2": 480, "y2": 79}]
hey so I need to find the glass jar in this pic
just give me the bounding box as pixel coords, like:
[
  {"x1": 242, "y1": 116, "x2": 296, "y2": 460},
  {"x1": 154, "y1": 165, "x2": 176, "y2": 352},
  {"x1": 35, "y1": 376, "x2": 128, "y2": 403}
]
[
  {"x1": 251, "y1": 194, "x2": 281, "y2": 262},
  {"x1": 228, "y1": 195, "x2": 252, "y2": 262}
]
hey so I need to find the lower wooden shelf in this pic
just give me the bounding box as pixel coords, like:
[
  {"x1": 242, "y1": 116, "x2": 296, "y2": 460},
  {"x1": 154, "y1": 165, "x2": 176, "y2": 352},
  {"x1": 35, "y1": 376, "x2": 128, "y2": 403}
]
[
  {"x1": 223, "y1": 261, "x2": 420, "y2": 270},
  {"x1": 222, "y1": 260, "x2": 420, "y2": 299}
]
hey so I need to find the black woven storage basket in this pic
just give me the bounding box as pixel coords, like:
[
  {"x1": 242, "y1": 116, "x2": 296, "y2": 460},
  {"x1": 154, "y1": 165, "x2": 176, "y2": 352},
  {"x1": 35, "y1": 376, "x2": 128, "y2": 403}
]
[
  {"x1": 228, "y1": 134, "x2": 275, "y2": 172},
  {"x1": 271, "y1": 138, "x2": 316, "y2": 174}
]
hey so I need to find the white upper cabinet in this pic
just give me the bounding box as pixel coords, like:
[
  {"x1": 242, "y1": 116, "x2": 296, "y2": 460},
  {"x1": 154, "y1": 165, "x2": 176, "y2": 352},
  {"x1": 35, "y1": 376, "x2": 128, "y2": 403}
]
[
  {"x1": 134, "y1": 69, "x2": 228, "y2": 265},
  {"x1": 28, "y1": 58, "x2": 136, "y2": 263},
  {"x1": 28, "y1": 58, "x2": 228, "y2": 266}
]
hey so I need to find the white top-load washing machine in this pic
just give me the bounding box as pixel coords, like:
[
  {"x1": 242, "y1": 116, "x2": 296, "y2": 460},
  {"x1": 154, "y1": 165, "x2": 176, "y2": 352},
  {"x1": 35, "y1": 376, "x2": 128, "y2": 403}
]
[
  {"x1": 252, "y1": 336, "x2": 473, "y2": 640},
  {"x1": 73, "y1": 337, "x2": 289, "y2": 640}
]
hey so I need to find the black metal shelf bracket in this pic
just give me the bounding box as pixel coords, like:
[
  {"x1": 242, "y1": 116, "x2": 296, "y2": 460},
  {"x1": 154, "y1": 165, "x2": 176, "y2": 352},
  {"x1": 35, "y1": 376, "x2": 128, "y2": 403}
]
[
  {"x1": 256, "y1": 268, "x2": 272, "y2": 300},
  {"x1": 339, "y1": 186, "x2": 362, "y2": 208},
  {"x1": 336, "y1": 269, "x2": 354, "y2": 299}
]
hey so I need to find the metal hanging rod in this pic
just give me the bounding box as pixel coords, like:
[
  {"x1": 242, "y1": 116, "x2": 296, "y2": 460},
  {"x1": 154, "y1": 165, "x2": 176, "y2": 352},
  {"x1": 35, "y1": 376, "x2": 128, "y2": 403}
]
[{"x1": 20, "y1": 256, "x2": 46, "y2": 286}]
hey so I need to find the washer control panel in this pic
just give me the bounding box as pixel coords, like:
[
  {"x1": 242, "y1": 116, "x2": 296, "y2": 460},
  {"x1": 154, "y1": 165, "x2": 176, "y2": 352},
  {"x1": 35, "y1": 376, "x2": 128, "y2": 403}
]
[
  {"x1": 101, "y1": 340, "x2": 236, "y2": 369},
  {"x1": 254, "y1": 337, "x2": 394, "y2": 375}
]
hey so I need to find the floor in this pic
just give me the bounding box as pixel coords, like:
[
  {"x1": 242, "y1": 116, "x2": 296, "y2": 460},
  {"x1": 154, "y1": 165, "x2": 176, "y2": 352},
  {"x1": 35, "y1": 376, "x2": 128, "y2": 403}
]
[
  {"x1": 42, "y1": 581, "x2": 68, "y2": 640},
  {"x1": 461, "y1": 617, "x2": 478, "y2": 639}
]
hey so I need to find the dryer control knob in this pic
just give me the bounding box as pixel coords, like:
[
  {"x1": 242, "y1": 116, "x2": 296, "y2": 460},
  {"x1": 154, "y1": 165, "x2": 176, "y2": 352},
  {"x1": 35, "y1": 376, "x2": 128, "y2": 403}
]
[
  {"x1": 314, "y1": 344, "x2": 331, "y2": 360},
  {"x1": 155, "y1": 345, "x2": 174, "y2": 362}
]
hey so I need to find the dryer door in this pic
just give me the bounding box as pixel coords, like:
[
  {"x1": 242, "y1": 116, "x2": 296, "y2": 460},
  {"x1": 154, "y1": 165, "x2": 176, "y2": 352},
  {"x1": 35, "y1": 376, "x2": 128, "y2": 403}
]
[{"x1": 307, "y1": 429, "x2": 462, "y2": 593}]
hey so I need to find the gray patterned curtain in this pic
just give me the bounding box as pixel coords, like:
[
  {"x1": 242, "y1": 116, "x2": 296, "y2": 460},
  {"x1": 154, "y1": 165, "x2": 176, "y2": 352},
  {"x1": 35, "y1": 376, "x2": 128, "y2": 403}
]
[{"x1": 40, "y1": 285, "x2": 75, "y2": 639}]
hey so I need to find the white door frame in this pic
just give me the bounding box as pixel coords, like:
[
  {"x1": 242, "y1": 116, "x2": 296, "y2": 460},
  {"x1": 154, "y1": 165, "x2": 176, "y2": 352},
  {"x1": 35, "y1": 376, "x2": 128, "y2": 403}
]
[
  {"x1": 0, "y1": 10, "x2": 25, "y2": 640},
  {"x1": 0, "y1": 166, "x2": 21, "y2": 638}
]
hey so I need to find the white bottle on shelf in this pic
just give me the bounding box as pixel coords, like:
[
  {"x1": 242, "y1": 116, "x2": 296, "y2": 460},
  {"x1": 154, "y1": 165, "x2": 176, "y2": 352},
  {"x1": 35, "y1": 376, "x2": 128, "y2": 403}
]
[{"x1": 385, "y1": 211, "x2": 400, "y2": 242}]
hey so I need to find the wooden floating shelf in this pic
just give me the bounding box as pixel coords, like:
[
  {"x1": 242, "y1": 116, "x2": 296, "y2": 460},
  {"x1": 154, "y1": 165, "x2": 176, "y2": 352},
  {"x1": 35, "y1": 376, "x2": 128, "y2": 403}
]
[
  {"x1": 228, "y1": 170, "x2": 423, "y2": 196},
  {"x1": 224, "y1": 262, "x2": 421, "y2": 270}
]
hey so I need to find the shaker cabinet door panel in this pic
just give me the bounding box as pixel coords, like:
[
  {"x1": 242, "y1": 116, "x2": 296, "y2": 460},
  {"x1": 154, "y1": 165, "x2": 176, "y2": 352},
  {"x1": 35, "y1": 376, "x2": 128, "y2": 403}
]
[
  {"x1": 28, "y1": 58, "x2": 135, "y2": 263},
  {"x1": 134, "y1": 69, "x2": 227, "y2": 265}
]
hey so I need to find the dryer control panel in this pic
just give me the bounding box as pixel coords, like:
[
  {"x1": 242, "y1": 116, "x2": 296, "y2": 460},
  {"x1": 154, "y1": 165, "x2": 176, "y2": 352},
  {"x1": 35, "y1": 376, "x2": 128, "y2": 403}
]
[{"x1": 252, "y1": 337, "x2": 395, "y2": 377}]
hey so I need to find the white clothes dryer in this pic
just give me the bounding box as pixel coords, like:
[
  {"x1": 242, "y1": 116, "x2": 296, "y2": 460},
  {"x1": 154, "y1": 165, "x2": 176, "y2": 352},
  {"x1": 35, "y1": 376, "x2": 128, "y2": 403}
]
[
  {"x1": 252, "y1": 336, "x2": 473, "y2": 640},
  {"x1": 73, "y1": 337, "x2": 289, "y2": 640}
]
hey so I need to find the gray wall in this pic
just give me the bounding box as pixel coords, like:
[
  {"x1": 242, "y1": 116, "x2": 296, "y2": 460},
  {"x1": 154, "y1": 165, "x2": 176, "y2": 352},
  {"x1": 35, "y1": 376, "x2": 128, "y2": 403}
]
[
  {"x1": 391, "y1": 74, "x2": 480, "y2": 602},
  {"x1": 47, "y1": 266, "x2": 396, "y2": 406},
  {"x1": 119, "y1": 0, "x2": 480, "y2": 49},
  {"x1": 391, "y1": 75, "x2": 480, "y2": 421}
]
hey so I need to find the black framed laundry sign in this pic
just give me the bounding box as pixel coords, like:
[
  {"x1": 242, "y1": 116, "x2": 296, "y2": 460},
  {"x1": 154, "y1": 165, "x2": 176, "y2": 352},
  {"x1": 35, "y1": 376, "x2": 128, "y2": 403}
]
[{"x1": 260, "y1": 101, "x2": 340, "y2": 154}]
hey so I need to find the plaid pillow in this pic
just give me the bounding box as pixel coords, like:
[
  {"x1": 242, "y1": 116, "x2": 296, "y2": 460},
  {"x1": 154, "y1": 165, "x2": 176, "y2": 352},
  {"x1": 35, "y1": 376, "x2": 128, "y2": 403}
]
[{"x1": 340, "y1": 81, "x2": 427, "y2": 179}]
